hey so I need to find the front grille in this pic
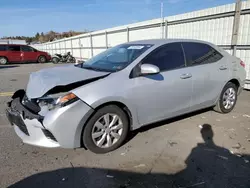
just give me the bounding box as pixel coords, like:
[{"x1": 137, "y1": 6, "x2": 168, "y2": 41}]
[{"x1": 42, "y1": 129, "x2": 57, "y2": 142}]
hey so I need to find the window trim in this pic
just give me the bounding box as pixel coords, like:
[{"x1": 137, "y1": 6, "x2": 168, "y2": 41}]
[
  {"x1": 181, "y1": 42, "x2": 224, "y2": 68},
  {"x1": 130, "y1": 42, "x2": 187, "y2": 78}
]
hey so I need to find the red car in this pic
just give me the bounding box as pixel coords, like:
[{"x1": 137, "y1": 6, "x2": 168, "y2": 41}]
[{"x1": 0, "y1": 44, "x2": 51, "y2": 64}]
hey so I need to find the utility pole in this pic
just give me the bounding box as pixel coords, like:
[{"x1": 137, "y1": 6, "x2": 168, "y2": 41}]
[
  {"x1": 160, "y1": 1, "x2": 164, "y2": 39},
  {"x1": 232, "y1": 0, "x2": 242, "y2": 56}
]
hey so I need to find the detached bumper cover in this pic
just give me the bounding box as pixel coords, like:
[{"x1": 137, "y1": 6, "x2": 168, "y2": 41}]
[{"x1": 6, "y1": 90, "x2": 94, "y2": 148}]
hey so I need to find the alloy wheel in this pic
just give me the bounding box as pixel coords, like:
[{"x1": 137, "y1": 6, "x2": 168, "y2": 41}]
[
  {"x1": 91, "y1": 113, "x2": 123, "y2": 148},
  {"x1": 0, "y1": 58, "x2": 7, "y2": 65},
  {"x1": 222, "y1": 87, "x2": 236, "y2": 110}
]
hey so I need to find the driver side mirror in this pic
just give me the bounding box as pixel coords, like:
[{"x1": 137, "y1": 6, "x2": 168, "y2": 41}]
[{"x1": 140, "y1": 64, "x2": 160, "y2": 75}]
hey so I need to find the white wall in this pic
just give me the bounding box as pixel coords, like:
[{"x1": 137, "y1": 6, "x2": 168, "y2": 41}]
[{"x1": 33, "y1": 1, "x2": 250, "y2": 89}]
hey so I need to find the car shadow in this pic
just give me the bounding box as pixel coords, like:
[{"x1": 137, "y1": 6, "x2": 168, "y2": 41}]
[
  {"x1": 0, "y1": 65, "x2": 19, "y2": 69},
  {"x1": 126, "y1": 107, "x2": 212, "y2": 143},
  {"x1": 9, "y1": 124, "x2": 250, "y2": 188}
]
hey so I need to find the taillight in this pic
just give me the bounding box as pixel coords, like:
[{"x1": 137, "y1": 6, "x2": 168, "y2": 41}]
[{"x1": 240, "y1": 61, "x2": 245, "y2": 68}]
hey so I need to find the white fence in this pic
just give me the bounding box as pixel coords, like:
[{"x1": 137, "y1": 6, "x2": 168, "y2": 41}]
[
  {"x1": 32, "y1": 1, "x2": 250, "y2": 89},
  {"x1": 0, "y1": 39, "x2": 26, "y2": 45}
]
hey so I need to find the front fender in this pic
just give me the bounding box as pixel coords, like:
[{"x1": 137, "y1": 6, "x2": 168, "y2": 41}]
[{"x1": 73, "y1": 93, "x2": 140, "y2": 130}]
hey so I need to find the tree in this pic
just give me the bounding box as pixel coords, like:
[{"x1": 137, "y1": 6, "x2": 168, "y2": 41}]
[{"x1": 35, "y1": 32, "x2": 40, "y2": 40}]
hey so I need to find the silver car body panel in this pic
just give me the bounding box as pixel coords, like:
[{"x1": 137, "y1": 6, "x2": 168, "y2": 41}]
[
  {"x1": 26, "y1": 64, "x2": 109, "y2": 99},
  {"x1": 14, "y1": 100, "x2": 94, "y2": 148},
  {"x1": 9, "y1": 39, "x2": 246, "y2": 148}
]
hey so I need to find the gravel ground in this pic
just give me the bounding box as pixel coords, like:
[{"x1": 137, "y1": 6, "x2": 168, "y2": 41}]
[{"x1": 0, "y1": 63, "x2": 250, "y2": 188}]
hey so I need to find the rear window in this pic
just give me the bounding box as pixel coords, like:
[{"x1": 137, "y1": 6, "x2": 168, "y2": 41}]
[
  {"x1": 8, "y1": 45, "x2": 21, "y2": 51},
  {"x1": 182, "y1": 42, "x2": 223, "y2": 66},
  {"x1": 0, "y1": 45, "x2": 7, "y2": 51},
  {"x1": 21, "y1": 46, "x2": 34, "y2": 52}
]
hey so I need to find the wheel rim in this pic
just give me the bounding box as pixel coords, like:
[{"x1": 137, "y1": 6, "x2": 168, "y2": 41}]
[
  {"x1": 39, "y1": 57, "x2": 46, "y2": 63},
  {"x1": 222, "y1": 87, "x2": 236, "y2": 110},
  {"x1": 91, "y1": 113, "x2": 123, "y2": 148},
  {"x1": 0, "y1": 58, "x2": 7, "y2": 64},
  {"x1": 52, "y1": 58, "x2": 59, "y2": 63}
]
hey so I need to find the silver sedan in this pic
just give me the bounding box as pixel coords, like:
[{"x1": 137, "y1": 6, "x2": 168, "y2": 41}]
[{"x1": 6, "y1": 39, "x2": 246, "y2": 153}]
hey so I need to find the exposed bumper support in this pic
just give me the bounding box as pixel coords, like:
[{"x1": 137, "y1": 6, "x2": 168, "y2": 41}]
[{"x1": 6, "y1": 90, "x2": 94, "y2": 149}]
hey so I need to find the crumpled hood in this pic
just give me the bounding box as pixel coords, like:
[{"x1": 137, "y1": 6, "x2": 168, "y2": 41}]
[{"x1": 26, "y1": 65, "x2": 109, "y2": 99}]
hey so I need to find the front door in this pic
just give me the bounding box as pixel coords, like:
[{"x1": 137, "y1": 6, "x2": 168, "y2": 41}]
[
  {"x1": 7, "y1": 45, "x2": 21, "y2": 62},
  {"x1": 129, "y1": 43, "x2": 193, "y2": 125}
]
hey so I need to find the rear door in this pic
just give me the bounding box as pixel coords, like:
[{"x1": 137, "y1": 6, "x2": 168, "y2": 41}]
[
  {"x1": 182, "y1": 42, "x2": 228, "y2": 110},
  {"x1": 21, "y1": 45, "x2": 37, "y2": 62},
  {"x1": 130, "y1": 42, "x2": 193, "y2": 125},
  {"x1": 7, "y1": 45, "x2": 22, "y2": 62}
]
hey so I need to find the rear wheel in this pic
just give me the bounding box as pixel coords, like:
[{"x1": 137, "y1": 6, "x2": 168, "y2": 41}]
[
  {"x1": 83, "y1": 105, "x2": 129, "y2": 154},
  {"x1": 37, "y1": 56, "x2": 46, "y2": 63},
  {"x1": 214, "y1": 82, "x2": 238, "y2": 113},
  {"x1": 0, "y1": 57, "x2": 8, "y2": 65},
  {"x1": 71, "y1": 57, "x2": 76, "y2": 64},
  {"x1": 52, "y1": 57, "x2": 60, "y2": 64}
]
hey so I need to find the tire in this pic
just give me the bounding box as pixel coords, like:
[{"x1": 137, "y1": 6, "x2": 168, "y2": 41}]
[
  {"x1": 83, "y1": 105, "x2": 129, "y2": 154},
  {"x1": 0, "y1": 57, "x2": 8, "y2": 65},
  {"x1": 71, "y1": 57, "x2": 76, "y2": 64},
  {"x1": 214, "y1": 82, "x2": 238, "y2": 114},
  {"x1": 52, "y1": 57, "x2": 60, "y2": 64},
  {"x1": 37, "y1": 56, "x2": 47, "y2": 63}
]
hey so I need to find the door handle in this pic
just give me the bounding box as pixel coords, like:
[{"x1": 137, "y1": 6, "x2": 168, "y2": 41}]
[
  {"x1": 180, "y1": 73, "x2": 192, "y2": 79},
  {"x1": 219, "y1": 66, "x2": 227, "y2": 70}
]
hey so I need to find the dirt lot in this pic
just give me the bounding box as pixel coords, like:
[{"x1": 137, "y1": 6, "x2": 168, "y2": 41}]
[{"x1": 0, "y1": 64, "x2": 250, "y2": 188}]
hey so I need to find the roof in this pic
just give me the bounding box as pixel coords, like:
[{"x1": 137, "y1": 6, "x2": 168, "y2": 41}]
[{"x1": 126, "y1": 38, "x2": 214, "y2": 46}]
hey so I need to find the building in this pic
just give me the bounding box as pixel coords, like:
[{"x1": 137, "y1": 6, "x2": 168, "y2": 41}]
[{"x1": 0, "y1": 39, "x2": 26, "y2": 45}]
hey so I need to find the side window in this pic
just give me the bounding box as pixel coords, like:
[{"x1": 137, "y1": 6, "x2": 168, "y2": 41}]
[
  {"x1": 8, "y1": 45, "x2": 21, "y2": 52},
  {"x1": 182, "y1": 42, "x2": 223, "y2": 66},
  {"x1": 21, "y1": 46, "x2": 34, "y2": 52},
  {"x1": 142, "y1": 43, "x2": 185, "y2": 72},
  {"x1": 0, "y1": 45, "x2": 7, "y2": 51}
]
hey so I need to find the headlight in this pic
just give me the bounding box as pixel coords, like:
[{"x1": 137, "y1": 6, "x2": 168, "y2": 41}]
[
  {"x1": 56, "y1": 93, "x2": 78, "y2": 107},
  {"x1": 38, "y1": 92, "x2": 79, "y2": 110}
]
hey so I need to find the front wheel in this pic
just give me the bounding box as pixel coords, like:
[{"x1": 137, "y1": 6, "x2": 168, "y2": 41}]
[
  {"x1": 214, "y1": 82, "x2": 238, "y2": 113},
  {"x1": 0, "y1": 57, "x2": 8, "y2": 65},
  {"x1": 83, "y1": 105, "x2": 129, "y2": 154}
]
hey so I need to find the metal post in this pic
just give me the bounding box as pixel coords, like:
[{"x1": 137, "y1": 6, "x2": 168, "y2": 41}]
[
  {"x1": 90, "y1": 34, "x2": 93, "y2": 57},
  {"x1": 105, "y1": 31, "x2": 108, "y2": 49},
  {"x1": 70, "y1": 39, "x2": 73, "y2": 56},
  {"x1": 232, "y1": 0, "x2": 242, "y2": 56},
  {"x1": 161, "y1": 1, "x2": 164, "y2": 39},
  {"x1": 79, "y1": 38, "x2": 82, "y2": 59},
  {"x1": 59, "y1": 42, "x2": 61, "y2": 54},
  {"x1": 51, "y1": 44, "x2": 53, "y2": 55},
  {"x1": 165, "y1": 20, "x2": 168, "y2": 39},
  {"x1": 64, "y1": 40, "x2": 66, "y2": 53},
  {"x1": 127, "y1": 27, "x2": 129, "y2": 42}
]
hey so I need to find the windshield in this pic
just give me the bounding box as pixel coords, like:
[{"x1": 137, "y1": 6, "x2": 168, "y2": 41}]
[{"x1": 80, "y1": 44, "x2": 153, "y2": 72}]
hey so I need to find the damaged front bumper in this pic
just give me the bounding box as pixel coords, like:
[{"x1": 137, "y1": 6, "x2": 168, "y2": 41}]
[{"x1": 6, "y1": 90, "x2": 94, "y2": 148}]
